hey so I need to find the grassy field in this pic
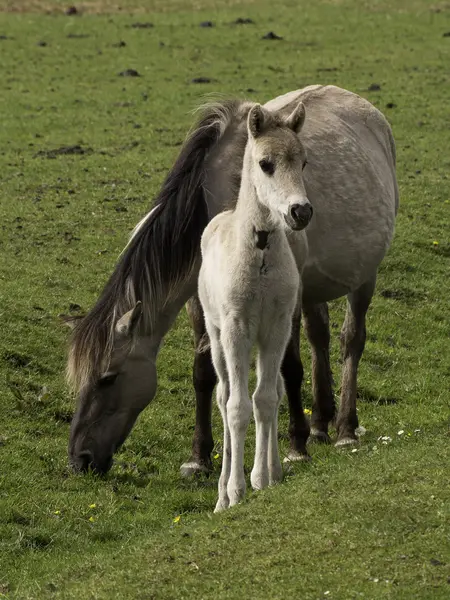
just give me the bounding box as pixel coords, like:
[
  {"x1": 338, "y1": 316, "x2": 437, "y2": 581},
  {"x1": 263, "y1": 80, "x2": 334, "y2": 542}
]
[{"x1": 0, "y1": 0, "x2": 449, "y2": 598}]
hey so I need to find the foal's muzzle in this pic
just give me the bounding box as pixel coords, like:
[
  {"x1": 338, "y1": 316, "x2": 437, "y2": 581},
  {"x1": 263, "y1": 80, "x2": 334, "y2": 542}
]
[{"x1": 285, "y1": 202, "x2": 313, "y2": 230}]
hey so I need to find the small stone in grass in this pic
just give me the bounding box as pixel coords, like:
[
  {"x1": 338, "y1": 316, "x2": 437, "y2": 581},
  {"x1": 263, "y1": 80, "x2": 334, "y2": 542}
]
[
  {"x1": 191, "y1": 77, "x2": 213, "y2": 84},
  {"x1": 262, "y1": 31, "x2": 283, "y2": 40},
  {"x1": 119, "y1": 69, "x2": 141, "y2": 77},
  {"x1": 368, "y1": 83, "x2": 381, "y2": 91},
  {"x1": 65, "y1": 6, "x2": 78, "y2": 15},
  {"x1": 200, "y1": 21, "x2": 214, "y2": 27}
]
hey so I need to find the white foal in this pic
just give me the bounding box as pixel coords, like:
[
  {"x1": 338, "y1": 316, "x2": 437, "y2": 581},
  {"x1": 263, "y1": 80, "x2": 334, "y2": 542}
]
[{"x1": 198, "y1": 101, "x2": 312, "y2": 512}]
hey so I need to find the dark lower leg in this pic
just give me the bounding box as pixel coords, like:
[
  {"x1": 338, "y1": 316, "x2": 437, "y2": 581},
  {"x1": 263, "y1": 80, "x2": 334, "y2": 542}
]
[
  {"x1": 190, "y1": 348, "x2": 215, "y2": 467},
  {"x1": 281, "y1": 313, "x2": 310, "y2": 457},
  {"x1": 336, "y1": 278, "x2": 375, "y2": 443},
  {"x1": 303, "y1": 302, "x2": 335, "y2": 441},
  {"x1": 183, "y1": 296, "x2": 215, "y2": 472}
]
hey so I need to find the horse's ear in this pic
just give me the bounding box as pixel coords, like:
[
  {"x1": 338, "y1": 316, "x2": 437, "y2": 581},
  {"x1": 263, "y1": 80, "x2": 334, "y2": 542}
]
[
  {"x1": 248, "y1": 104, "x2": 267, "y2": 138},
  {"x1": 285, "y1": 101, "x2": 306, "y2": 133},
  {"x1": 115, "y1": 302, "x2": 142, "y2": 337},
  {"x1": 59, "y1": 314, "x2": 84, "y2": 330}
]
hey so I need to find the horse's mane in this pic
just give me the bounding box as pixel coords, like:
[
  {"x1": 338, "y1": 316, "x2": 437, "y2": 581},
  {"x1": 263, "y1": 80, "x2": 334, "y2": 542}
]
[{"x1": 67, "y1": 99, "x2": 246, "y2": 393}]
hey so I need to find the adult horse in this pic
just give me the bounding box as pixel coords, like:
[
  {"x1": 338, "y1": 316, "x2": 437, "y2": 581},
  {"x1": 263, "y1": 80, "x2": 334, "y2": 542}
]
[{"x1": 67, "y1": 85, "x2": 398, "y2": 475}]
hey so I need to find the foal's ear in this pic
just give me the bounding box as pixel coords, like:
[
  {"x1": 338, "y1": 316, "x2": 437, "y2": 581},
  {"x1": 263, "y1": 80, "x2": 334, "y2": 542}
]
[
  {"x1": 248, "y1": 104, "x2": 268, "y2": 138},
  {"x1": 285, "y1": 101, "x2": 306, "y2": 133},
  {"x1": 115, "y1": 301, "x2": 142, "y2": 337}
]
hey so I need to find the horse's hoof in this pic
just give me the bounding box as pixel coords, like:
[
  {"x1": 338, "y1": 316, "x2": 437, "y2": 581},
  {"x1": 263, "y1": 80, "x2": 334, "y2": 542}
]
[
  {"x1": 309, "y1": 429, "x2": 331, "y2": 444},
  {"x1": 335, "y1": 437, "x2": 358, "y2": 448},
  {"x1": 283, "y1": 450, "x2": 311, "y2": 463},
  {"x1": 180, "y1": 460, "x2": 211, "y2": 478}
]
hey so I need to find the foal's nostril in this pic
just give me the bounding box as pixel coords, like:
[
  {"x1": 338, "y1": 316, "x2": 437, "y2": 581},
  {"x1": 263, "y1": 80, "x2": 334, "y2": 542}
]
[{"x1": 290, "y1": 203, "x2": 313, "y2": 223}]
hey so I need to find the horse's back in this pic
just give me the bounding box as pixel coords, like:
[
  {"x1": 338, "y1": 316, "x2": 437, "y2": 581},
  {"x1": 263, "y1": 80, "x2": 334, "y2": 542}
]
[{"x1": 267, "y1": 85, "x2": 398, "y2": 301}]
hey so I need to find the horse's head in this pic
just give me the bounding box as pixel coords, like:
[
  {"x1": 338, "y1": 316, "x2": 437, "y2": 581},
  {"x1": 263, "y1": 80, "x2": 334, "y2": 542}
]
[
  {"x1": 68, "y1": 303, "x2": 158, "y2": 474},
  {"x1": 246, "y1": 101, "x2": 313, "y2": 231}
]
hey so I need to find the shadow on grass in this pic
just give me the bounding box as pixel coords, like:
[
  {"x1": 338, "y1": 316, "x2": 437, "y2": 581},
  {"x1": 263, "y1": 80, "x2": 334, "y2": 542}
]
[{"x1": 357, "y1": 387, "x2": 400, "y2": 405}]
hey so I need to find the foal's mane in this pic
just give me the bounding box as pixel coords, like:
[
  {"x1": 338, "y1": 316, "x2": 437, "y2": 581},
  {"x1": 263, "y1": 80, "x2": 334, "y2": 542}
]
[{"x1": 67, "y1": 99, "x2": 245, "y2": 392}]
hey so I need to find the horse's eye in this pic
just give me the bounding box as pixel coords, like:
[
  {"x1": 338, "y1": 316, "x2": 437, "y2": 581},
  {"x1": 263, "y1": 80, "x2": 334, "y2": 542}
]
[
  {"x1": 98, "y1": 372, "x2": 118, "y2": 386},
  {"x1": 259, "y1": 159, "x2": 275, "y2": 175},
  {"x1": 302, "y1": 159, "x2": 308, "y2": 171}
]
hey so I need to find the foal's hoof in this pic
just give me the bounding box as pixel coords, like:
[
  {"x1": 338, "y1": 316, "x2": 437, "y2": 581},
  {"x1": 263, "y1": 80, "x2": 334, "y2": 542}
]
[
  {"x1": 180, "y1": 460, "x2": 211, "y2": 478},
  {"x1": 309, "y1": 429, "x2": 332, "y2": 444},
  {"x1": 335, "y1": 437, "x2": 358, "y2": 448},
  {"x1": 283, "y1": 450, "x2": 311, "y2": 463},
  {"x1": 214, "y1": 498, "x2": 229, "y2": 513}
]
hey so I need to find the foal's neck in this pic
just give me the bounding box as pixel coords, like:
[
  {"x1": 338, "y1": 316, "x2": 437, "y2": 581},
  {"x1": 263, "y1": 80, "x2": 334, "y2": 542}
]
[{"x1": 235, "y1": 152, "x2": 274, "y2": 234}]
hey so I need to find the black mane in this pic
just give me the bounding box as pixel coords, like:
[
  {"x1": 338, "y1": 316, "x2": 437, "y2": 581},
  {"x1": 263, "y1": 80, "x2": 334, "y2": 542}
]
[{"x1": 68, "y1": 100, "x2": 243, "y2": 391}]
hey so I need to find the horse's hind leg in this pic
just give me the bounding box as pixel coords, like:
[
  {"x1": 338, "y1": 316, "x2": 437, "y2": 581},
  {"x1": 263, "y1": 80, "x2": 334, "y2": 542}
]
[
  {"x1": 180, "y1": 295, "x2": 216, "y2": 477},
  {"x1": 281, "y1": 309, "x2": 311, "y2": 461},
  {"x1": 335, "y1": 277, "x2": 376, "y2": 446},
  {"x1": 303, "y1": 302, "x2": 335, "y2": 443}
]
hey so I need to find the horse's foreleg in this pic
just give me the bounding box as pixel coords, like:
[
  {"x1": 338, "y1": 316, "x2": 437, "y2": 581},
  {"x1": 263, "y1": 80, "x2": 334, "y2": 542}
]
[
  {"x1": 335, "y1": 277, "x2": 376, "y2": 446},
  {"x1": 221, "y1": 318, "x2": 252, "y2": 508},
  {"x1": 180, "y1": 295, "x2": 215, "y2": 477},
  {"x1": 281, "y1": 309, "x2": 311, "y2": 461},
  {"x1": 303, "y1": 302, "x2": 335, "y2": 443}
]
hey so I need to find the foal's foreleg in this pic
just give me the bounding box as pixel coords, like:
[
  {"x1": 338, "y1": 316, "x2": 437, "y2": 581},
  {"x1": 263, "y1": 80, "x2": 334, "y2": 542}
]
[
  {"x1": 336, "y1": 277, "x2": 376, "y2": 446},
  {"x1": 251, "y1": 322, "x2": 290, "y2": 490},
  {"x1": 303, "y1": 302, "x2": 335, "y2": 443},
  {"x1": 181, "y1": 296, "x2": 215, "y2": 477},
  {"x1": 221, "y1": 317, "x2": 252, "y2": 508}
]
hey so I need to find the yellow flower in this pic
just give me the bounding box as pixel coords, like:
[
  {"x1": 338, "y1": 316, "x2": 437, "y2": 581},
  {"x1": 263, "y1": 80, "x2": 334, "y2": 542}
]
[
  {"x1": 213, "y1": 453, "x2": 220, "y2": 460},
  {"x1": 54, "y1": 510, "x2": 61, "y2": 515},
  {"x1": 432, "y1": 241, "x2": 439, "y2": 246},
  {"x1": 89, "y1": 503, "x2": 96, "y2": 509},
  {"x1": 89, "y1": 516, "x2": 95, "y2": 523},
  {"x1": 173, "y1": 515, "x2": 181, "y2": 524},
  {"x1": 304, "y1": 408, "x2": 312, "y2": 415}
]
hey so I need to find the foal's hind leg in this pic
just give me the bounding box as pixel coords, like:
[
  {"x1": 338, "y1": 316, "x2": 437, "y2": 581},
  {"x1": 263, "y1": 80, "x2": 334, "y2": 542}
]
[
  {"x1": 281, "y1": 310, "x2": 311, "y2": 461},
  {"x1": 180, "y1": 296, "x2": 215, "y2": 477},
  {"x1": 205, "y1": 322, "x2": 231, "y2": 513},
  {"x1": 335, "y1": 277, "x2": 376, "y2": 446},
  {"x1": 303, "y1": 302, "x2": 335, "y2": 443}
]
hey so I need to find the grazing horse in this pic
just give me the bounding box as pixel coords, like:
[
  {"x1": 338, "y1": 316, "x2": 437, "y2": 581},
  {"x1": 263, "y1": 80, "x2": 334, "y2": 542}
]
[
  {"x1": 67, "y1": 85, "x2": 398, "y2": 476},
  {"x1": 199, "y1": 101, "x2": 309, "y2": 510}
]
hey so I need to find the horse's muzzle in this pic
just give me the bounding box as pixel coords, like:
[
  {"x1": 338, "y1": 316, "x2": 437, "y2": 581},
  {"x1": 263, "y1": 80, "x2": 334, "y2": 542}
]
[
  {"x1": 70, "y1": 450, "x2": 113, "y2": 475},
  {"x1": 285, "y1": 202, "x2": 313, "y2": 230}
]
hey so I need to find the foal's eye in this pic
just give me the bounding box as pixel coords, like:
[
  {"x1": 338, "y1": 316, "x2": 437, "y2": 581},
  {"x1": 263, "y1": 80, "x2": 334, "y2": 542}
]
[
  {"x1": 259, "y1": 159, "x2": 275, "y2": 175},
  {"x1": 98, "y1": 372, "x2": 118, "y2": 387}
]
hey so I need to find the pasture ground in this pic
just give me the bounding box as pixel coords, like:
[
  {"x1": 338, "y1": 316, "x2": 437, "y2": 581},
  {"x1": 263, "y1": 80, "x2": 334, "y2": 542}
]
[{"x1": 0, "y1": 0, "x2": 449, "y2": 598}]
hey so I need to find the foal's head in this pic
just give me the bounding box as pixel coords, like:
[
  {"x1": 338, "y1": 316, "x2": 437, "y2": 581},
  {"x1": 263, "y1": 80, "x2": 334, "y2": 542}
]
[{"x1": 246, "y1": 101, "x2": 312, "y2": 230}]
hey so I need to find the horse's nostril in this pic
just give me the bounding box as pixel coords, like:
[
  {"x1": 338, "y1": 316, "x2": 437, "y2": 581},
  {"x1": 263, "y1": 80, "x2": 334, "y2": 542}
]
[{"x1": 76, "y1": 450, "x2": 94, "y2": 472}]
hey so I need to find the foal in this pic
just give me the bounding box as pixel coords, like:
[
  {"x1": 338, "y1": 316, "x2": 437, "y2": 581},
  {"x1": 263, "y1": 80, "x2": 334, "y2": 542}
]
[{"x1": 198, "y1": 102, "x2": 312, "y2": 511}]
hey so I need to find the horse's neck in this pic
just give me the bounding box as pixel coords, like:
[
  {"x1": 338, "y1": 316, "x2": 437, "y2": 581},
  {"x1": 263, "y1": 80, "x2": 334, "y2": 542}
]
[{"x1": 142, "y1": 269, "x2": 199, "y2": 360}]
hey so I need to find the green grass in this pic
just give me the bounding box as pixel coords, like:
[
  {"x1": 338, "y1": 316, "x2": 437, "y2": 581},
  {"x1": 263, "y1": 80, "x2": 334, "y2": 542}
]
[{"x1": 0, "y1": 0, "x2": 449, "y2": 598}]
